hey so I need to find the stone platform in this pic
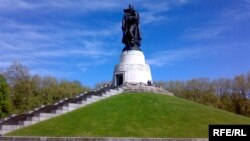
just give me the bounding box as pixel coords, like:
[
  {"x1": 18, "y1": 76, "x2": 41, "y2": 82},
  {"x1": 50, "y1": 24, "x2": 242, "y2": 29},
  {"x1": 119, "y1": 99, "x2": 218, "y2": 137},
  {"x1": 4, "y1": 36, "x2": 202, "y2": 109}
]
[{"x1": 122, "y1": 82, "x2": 173, "y2": 95}]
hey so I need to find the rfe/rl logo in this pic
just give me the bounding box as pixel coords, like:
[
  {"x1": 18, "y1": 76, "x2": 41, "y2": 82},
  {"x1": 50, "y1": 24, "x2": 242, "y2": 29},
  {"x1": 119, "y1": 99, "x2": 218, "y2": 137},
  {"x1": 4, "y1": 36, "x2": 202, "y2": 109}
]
[
  {"x1": 213, "y1": 129, "x2": 247, "y2": 136},
  {"x1": 209, "y1": 125, "x2": 250, "y2": 141}
]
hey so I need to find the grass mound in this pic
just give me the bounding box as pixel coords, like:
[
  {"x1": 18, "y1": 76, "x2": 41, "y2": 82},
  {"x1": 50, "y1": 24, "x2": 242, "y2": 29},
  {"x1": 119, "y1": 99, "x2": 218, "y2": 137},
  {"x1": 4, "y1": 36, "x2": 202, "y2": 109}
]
[{"x1": 8, "y1": 92, "x2": 250, "y2": 137}]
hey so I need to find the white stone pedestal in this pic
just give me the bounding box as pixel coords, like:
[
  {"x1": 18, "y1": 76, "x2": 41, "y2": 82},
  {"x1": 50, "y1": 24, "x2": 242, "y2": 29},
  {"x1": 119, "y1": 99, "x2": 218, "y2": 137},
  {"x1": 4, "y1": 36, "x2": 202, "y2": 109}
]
[{"x1": 112, "y1": 50, "x2": 152, "y2": 86}]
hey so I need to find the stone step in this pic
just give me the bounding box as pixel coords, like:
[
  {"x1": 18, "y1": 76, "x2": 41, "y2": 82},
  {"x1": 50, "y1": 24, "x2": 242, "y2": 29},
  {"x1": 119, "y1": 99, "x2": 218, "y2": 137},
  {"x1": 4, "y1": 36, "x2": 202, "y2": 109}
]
[
  {"x1": 0, "y1": 124, "x2": 25, "y2": 134},
  {"x1": 86, "y1": 97, "x2": 98, "y2": 103},
  {"x1": 26, "y1": 116, "x2": 50, "y2": 122},
  {"x1": 86, "y1": 95, "x2": 103, "y2": 103},
  {"x1": 76, "y1": 100, "x2": 87, "y2": 105},
  {"x1": 0, "y1": 129, "x2": 8, "y2": 135},
  {"x1": 110, "y1": 91, "x2": 118, "y2": 95},
  {"x1": 25, "y1": 117, "x2": 42, "y2": 121},
  {"x1": 91, "y1": 95, "x2": 102, "y2": 100},
  {"x1": 57, "y1": 106, "x2": 75, "y2": 112},
  {"x1": 18, "y1": 120, "x2": 38, "y2": 126},
  {"x1": 65, "y1": 103, "x2": 80, "y2": 108},
  {"x1": 103, "y1": 89, "x2": 123, "y2": 96},
  {"x1": 109, "y1": 89, "x2": 118, "y2": 93},
  {"x1": 0, "y1": 125, "x2": 23, "y2": 130},
  {"x1": 102, "y1": 93, "x2": 113, "y2": 98},
  {"x1": 86, "y1": 99, "x2": 96, "y2": 104},
  {"x1": 51, "y1": 109, "x2": 68, "y2": 114},
  {"x1": 105, "y1": 91, "x2": 116, "y2": 95},
  {"x1": 27, "y1": 113, "x2": 58, "y2": 122},
  {"x1": 0, "y1": 129, "x2": 15, "y2": 135},
  {"x1": 34, "y1": 113, "x2": 56, "y2": 118}
]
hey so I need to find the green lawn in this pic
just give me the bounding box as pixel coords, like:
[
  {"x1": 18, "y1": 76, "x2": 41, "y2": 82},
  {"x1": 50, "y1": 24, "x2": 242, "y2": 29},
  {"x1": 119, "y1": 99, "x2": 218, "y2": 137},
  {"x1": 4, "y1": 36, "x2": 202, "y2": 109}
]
[{"x1": 8, "y1": 92, "x2": 250, "y2": 137}]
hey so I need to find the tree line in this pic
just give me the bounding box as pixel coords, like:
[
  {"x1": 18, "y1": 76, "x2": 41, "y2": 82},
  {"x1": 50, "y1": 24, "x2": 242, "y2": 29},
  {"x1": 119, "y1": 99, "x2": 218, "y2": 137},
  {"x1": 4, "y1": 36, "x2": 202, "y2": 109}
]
[
  {"x1": 154, "y1": 73, "x2": 250, "y2": 117},
  {"x1": 0, "y1": 61, "x2": 89, "y2": 118}
]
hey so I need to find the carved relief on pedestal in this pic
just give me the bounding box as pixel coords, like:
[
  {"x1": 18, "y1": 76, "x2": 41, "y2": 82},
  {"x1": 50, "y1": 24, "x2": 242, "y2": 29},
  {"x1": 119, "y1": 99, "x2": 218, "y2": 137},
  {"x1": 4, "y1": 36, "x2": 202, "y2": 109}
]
[{"x1": 115, "y1": 64, "x2": 150, "y2": 72}]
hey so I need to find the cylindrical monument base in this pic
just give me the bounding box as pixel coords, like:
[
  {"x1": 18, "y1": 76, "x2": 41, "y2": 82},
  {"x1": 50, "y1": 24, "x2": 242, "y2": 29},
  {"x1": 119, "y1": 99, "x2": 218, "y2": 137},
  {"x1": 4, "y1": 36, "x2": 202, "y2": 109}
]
[{"x1": 112, "y1": 50, "x2": 152, "y2": 86}]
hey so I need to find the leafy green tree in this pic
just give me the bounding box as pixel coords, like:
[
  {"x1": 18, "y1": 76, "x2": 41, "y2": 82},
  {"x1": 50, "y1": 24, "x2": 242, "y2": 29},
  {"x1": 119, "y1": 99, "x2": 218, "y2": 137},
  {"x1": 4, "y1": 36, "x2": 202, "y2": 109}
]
[
  {"x1": 0, "y1": 74, "x2": 11, "y2": 117},
  {"x1": 4, "y1": 61, "x2": 33, "y2": 113},
  {"x1": 40, "y1": 76, "x2": 59, "y2": 104}
]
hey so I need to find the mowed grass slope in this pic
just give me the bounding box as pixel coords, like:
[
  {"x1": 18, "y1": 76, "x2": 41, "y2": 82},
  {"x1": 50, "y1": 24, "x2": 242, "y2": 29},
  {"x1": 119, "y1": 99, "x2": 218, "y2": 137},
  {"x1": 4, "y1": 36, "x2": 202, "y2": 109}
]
[{"x1": 8, "y1": 92, "x2": 250, "y2": 137}]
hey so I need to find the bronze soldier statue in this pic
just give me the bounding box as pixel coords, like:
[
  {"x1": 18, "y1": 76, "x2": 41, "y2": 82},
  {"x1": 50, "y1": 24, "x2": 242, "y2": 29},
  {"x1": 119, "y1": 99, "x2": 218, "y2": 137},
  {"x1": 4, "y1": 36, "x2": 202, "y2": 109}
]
[{"x1": 122, "y1": 5, "x2": 142, "y2": 51}]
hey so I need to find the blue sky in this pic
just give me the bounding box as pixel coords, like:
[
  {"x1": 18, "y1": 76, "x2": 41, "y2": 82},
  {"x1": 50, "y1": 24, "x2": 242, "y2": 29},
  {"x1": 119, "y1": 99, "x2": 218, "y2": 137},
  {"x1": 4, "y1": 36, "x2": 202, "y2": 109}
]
[{"x1": 0, "y1": 0, "x2": 250, "y2": 87}]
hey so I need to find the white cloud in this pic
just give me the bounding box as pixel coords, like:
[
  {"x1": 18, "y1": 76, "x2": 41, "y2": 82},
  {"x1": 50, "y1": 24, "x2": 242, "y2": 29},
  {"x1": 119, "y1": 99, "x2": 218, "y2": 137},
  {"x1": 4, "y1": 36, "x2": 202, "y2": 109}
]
[
  {"x1": 141, "y1": 1, "x2": 169, "y2": 24},
  {"x1": 0, "y1": 40, "x2": 16, "y2": 50},
  {"x1": 147, "y1": 47, "x2": 203, "y2": 66},
  {"x1": 77, "y1": 58, "x2": 107, "y2": 72},
  {"x1": 140, "y1": 0, "x2": 186, "y2": 24},
  {"x1": 141, "y1": 12, "x2": 166, "y2": 24},
  {"x1": 80, "y1": 40, "x2": 110, "y2": 57},
  {"x1": 184, "y1": 26, "x2": 226, "y2": 40}
]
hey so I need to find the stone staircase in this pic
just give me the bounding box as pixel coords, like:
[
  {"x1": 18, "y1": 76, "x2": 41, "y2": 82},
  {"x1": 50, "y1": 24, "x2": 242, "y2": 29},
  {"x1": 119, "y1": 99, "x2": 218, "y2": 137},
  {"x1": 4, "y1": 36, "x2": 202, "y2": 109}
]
[{"x1": 0, "y1": 86, "x2": 124, "y2": 135}]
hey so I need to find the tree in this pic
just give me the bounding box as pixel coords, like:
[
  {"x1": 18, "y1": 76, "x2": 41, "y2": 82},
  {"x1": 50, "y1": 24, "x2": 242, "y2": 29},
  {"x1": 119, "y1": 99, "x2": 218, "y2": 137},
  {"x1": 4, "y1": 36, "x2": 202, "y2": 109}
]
[
  {"x1": 154, "y1": 80, "x2": 185, "y2": 97},
  {"x1": 0, "y1": 74, "x2": 11, "y2": 117},
  {"x1": 233, "y1": 75, "x2": 248, "y2": 116},
  {"x1": 41, "y1": 76, "x2": 59, "y2": 104},
  {"x1": 4, "y1": 61, "x2": 32, "y2": 113},
  {"x1": 4, "y1": 61, "x2": 30, "y2": 88},
  {"x1": 212, "y1": 78, "x2": 233, "y2": 111},
  {"x1": 247, "y1": 72, "x2": 250, "y2": 98}
]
